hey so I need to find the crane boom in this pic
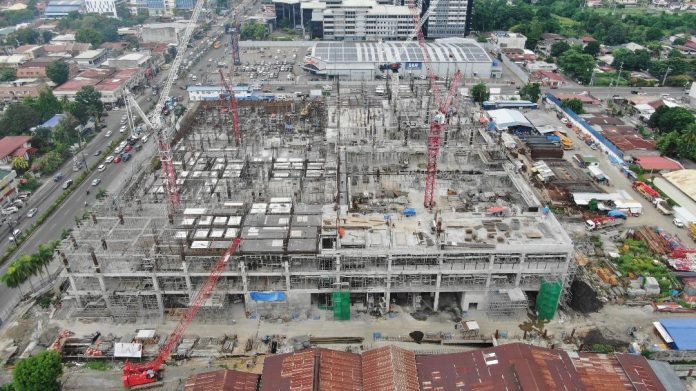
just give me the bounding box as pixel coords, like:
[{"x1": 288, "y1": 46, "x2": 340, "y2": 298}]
[
  {"x1": 125, "y1": 93, "x2": 154, "y2": 130},
  {"x1": 150, "y1": 0, "x2": 206, "y2": 131},
  {"x1": 218, "y1": 69, "x2": 241, "y2": 146},
  {"x1": 122, "y1": 238, "x2": 242, "y2": 388}
]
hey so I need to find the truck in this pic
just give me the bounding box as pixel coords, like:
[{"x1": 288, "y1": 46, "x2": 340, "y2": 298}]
[
  {"x1": 585, "y1": 216, "x2": 623, "y2": 231},
  {"x1": 632, "y1": 181, "x2": 660, "y2": 202},
  {"x1": 588, "y1": 165, "x2": 609, "y2": 184},
  {"x1": 554, "y1": 131, "x2": 573, "y2": 150},
  {"x1": 653, "y1": 198, "x2": 673, "y2": 215}
]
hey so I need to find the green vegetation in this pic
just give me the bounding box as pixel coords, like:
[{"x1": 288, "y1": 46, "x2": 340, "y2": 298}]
[
  {"x1": 519, "y1": 83, "x2": 542, "y2": 102},
  {"x1": 557, "y1": 49, "x2": 595, "y2": 84},
  {"x1": 12, "y1": 350, "x2": 63, "y2": 391},
  {"x1": 471, "y1": 83, "x2": 490, "y2": 104},
  {"x1": 84, "y1": 361, "x2": 111, "y2": 371},
  {"x1": 0, "y1": 241, "x2": 60, "y2": 293},
  {"x1": 241, "y1": 21, "x2": 269, "y2": 40},
  {"x1": 46, "y1": 61, "x2": 70, "y2": 85},
  {"x1": 591, "y1": 344, "x2": 615, "y2": 354},
  {"x1": 616, "y1": 239, "x2": 674, "y2": 294},
  {"x1": 560, "y1": 98, "x2": 584, "y2": 114},
  {"x1": 649, "y1": 107, "x2": 696, "y2": 160},
  {"x1": 58, "y1": 11, "x2": 147, "y2": 48}
]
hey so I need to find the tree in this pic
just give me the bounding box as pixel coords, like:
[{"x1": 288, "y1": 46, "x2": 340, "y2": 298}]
[
  {"x1": 561, "y1": 98, "x2": 584, "y2": 114},
  {"x1": 678, "y1": 123, "x2": 696, "y2": 160},
  {"x1": 46, "y1": 61, "x2": 69, "y2": 85},
  {"x1": 471, "y1": 83, "x2": 489, "y2": 104},
  {"x1": 0, "y1": 103, "x2": 40, "y2": 136},
  {"x1": 0, "y1": 68, "x2": 16, "y2": 82},
  {"x1": 583, "y1": 41, "x2": 600, "y2": 57},
  {"x1": 558, "y1": 49, "x2": 595, "y2": 84},
  {"x1": 33, "y1": 243, "x2": 55, "y2": 277},
  {"x1": 75, "y1": 28, "x2": 103, "y2": 48},
  {"x1": 70, "y1": 85, "x2": 103, "y2": 124},
  {"x1": 15, "y1": 256, "x2": 36, "y2": 289},
  {"x1": 650, "y1": 106, "x2": 694, "y2": 133},
  {"x1": 24, "y1": 89, "x2": 63, "y2": 122},
  {"x1": 519, "y1": 83, "x2": 541, "y2": 102},
  {"x1": 605, "y1": 24, "x2": 626, "y2": 45},
  {"x1": 41, "y1": 30, "x2": 54, "y2": 44},
  {"x1": 0, "y1": 264, "x2": 25, "y2": 295},
  {"x1": 673, "y1": 37, "x2": 687, "y2": 46},
  {"x1": 13, "y1": 29, "x2": 39, "y2": 45},
  {"x1": 241, "y1": 22, "x2": 268, "y2": 40},
  {"x1": 34, "y1": 151, "x2": 63, "y2": 175},
  {"x1": 550, "y1": 41, "x2": 571, "y2": 57},
  {"x1": 124, "y1": 35, "x2": 139, "y2": 49},
  {"x1": 645, "y1": 27, "x2": 663, "y2": 42},
  {"x1": 10, "y1": 157, "x2": 29, "y2": 172},
  {"x1": 12, "y1": 350, "x2": 63, "y2": 391},
  {"x1": 656, "y1": 131, "x2": 680, "y2": 156}
]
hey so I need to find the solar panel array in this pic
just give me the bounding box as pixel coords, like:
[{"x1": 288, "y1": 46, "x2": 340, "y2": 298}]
[{"x1": 311, "y1": 41, "x2": 490, "y2": 63}]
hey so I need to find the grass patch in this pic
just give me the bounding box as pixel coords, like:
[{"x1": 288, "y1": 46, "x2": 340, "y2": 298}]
[
  {"x1": 592, "y1": 72, "x2": 630, "y2": 87},
  {"x1": 84, "y1": 361, "x2": 111, "y2": 371}
]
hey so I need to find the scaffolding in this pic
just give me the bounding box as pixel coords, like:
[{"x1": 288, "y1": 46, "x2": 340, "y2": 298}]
[{"x1": 486, "y1": 289, "x2": 528, "y2": 319}]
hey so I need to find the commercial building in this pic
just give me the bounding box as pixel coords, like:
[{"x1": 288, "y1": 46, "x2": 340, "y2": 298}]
[
  {"x1": 84, "y1": 0, "x2": 120, "y2": 17},
  {"x1": 303, "y1": 39, "x2": 494, "y2": 80},
  {"x1": 53, "y1": 67, "x2": 144, "y2": 104},
  {"x1": 0, "y1": 169, "x2": 19, "y2": 208},
  {"x1": 273, "y1": 0, "x2": 472, "y2": 39},
  {"x1": 491, "y1": 32, "x2": 527, "y2": 50},
  {"x1": 109, "y1": 52, "x2": 152, "y2": 69},
  {"x1": 43, "y1": 0, "x2": 85, "y2": 18},
  {"x1": 17, "y1": 58, "x2": 78, "y2": 79},
  {"x1": 74, "y1": 49, "x2": 108, "y2": 68},
  {"x1": 141, "y1": 22, "x2": 188, "y2": 44},
  {"x1": 0, "y1": 79, "x2": 49, "y2": 101}
]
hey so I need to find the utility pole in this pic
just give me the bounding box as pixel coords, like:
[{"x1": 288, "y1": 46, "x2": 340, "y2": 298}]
[
  {"x1": 613, "y1": 62, "x2": 624, "y2": 87},
  {"x1": 661, "y1": 66, "x2": 672, "y2": 87}
]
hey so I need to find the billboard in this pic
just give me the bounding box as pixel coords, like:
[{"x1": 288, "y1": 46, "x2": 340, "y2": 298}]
[{"x1": 404, "y1": 62, "x2": 422, "y2": 70}]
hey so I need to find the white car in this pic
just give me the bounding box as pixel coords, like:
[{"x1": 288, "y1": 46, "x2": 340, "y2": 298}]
[
  {"x1": 91, "y1": 178, "x2": 101, "y2": 186},
  {"x1": 97, "y1": 164, "x2": 106, "y2": 172},
  {"x1": 105, "y1": 155, "x2": 114, "y2": 164},
  {"x1": 26, "y1": 208, "x2": 38, "y2": 218},
  {"x1": 561, "y1": 118, "x2": 569, "y2": 124},
  {"x1": 8, "y1": 229, "x2": 21, "y2": 242},
  {"x1": 120, "y1": 125, "x2": 127, "y2": 133},
  {"x1": 105, "y1": 131, "x2": 112, "y2": 137},
  {"x1": 674, "y1": 218, "x2": 685, "y2": 228}
]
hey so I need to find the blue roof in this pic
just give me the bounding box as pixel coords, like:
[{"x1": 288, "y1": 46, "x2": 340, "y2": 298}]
[
  {"x1": 660, "y1": 318, "x2": 696, "y2": 350},
  {"x1": 41, "y1": 114, "x2": 65, "y2": 129}
]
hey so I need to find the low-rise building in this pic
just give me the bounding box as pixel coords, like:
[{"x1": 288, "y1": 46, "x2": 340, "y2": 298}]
[
  {"x1": 43, "y1": 0, "x2": 84, "y2": 18},
  {"x1": 0, "y1": 169, "x2": 18, "y2": 207},
  {"x1": 17, "y1": 58, "x2": 78, "y2": 79},
  {"x1": 525, "y1": 61, "x2": 557, "y2": 72},
  {"x1": 0, "y1": 79, "x2": 49, "y2": 101},
  {"x1": 74, "y1": 49, "x2": 108, "y2": 68},
  {"x1": 141, "y1": 22, "x2": 188, "y2": 44},
  {"x1": 491, "y1": 32, "x2": 527, "y2": 50},
  {"x1": 0, "y1": 54, "x2": 29, "y2": 69},
  {"x1": 501, "y1": 48, "x2": 536, "y2": 62},
  {"x1": 0, "y1": 136, "x2": 34, "y2": 164},
  {"x1": 53, "y1": 78, "x2": 99, "y2": 100},
  {"x1": 109, "y1": 52, "x2": 152, "y2": 69},
  {"x1": 43, "y1": 42, "x2": 91, "y2": 56},
  {"x1": 531, "y1": 70, "x2": 566, "y2": 88},
  {"x1": 14, "y1": 45, "x2": 45, "y2": 59},
  {"x1": 55, "y1": 67, "x2": 144, "y2": 104}
]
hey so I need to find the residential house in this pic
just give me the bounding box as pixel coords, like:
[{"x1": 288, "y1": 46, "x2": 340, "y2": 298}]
[
  {"x1": 0, "y1": 136, "x2": 34, "y2": 164},
  {"x1": 74, "y1": 49, "x2": 108, "y2": 68},
  {"x1": 532, "y1": 70, "x2": 566, "y2": 88},
  {"x1": 14, "y1": 45, "x2": 45, "y2": 59},
  {"x1": 501, "y1": 48, "x2": 537, "y2": 62},
  {"x1": 0, "y1": 79, "x2": 49, "y2": 101},
  {"x1": 42, "y1": 43, "x2": 91, "y2": 57},
  {"x1": 525, "y1": 61, "x2": 558, "y2": 72},
  {"x1": 491, "y1": 32, "x2": 527, "y2": 50}
]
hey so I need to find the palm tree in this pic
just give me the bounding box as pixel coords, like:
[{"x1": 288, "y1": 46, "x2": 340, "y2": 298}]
[
  {"x1": 35, "y1": 243, "x2": 54, "y2": 277},
  {"x1": 16, "y1": 255, "x2": 37, "y2": 291},
  {"x1": 679, "y1": 124, "x2": 696, "y2": 159},
  {"x1": 0, "y1": 267, "x2": 24, "y2": 295}
]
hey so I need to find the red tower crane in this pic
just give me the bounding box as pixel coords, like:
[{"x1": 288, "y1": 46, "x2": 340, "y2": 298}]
[
  {"x1": 218, "y1": 69, "x2": 241, "y2": 146},
  {"x1": 122, "y1": 238, "x2": 242, "y2": 388},
  {"x1": 407, "y1": 4, "x2": 463, "y2": 208}
]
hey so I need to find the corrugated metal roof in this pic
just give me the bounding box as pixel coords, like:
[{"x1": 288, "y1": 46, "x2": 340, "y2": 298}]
[
  {"x1": 318, "y1": 349, "x2": 363, "y2": 390},
  {"x1": 183, "y1": 369, "x2": 259, "y2": 391},
  {"x1": 658, "y1": 318, "x2": 696, "y2": 350},
  {"x1": 362, "y1": 346, "x2": 419, "y2": 391}
]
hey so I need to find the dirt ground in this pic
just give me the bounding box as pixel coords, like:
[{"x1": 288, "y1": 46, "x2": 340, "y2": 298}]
[{"x1": 2, "y1": 301, "x2": 695, "y2": 390}]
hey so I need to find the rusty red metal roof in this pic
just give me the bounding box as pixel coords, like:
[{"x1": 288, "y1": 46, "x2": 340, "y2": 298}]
[
  {"x1": 614, "y1": 353, "x2": 666, "y2": 391},
  {"x1": 318, "y1": 348, "x2": 363, "y2": 390},
  {"x1": 183, "y1": 369, "x2": 259, "y2": 391},
  {"x1": 362, "y1": 346, "x2": 419, "y2": 391}
]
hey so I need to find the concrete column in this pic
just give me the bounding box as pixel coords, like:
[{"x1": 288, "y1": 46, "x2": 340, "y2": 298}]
[
  {"x1": 284, "y1": 261, "x2": 291, "y2": 291},
  {"x1": 335, "y1": 255, "x2": 341, "y2": 285},
  {"x1": 460, "y1": 292, "x2": 467, "y2": 312},
  {"x1": 151, "y1": 275, "x2": 164, "y2": 320},
  {"x1": 97, "y1": 276, "x2": 112, "y2": 312},
  {"x1": 240, "y1": 260, "x2": 248, "y2": 292},
  {"x1": 181, "y1": 261, "x2": 193, "y2": 300},
  {"x1": 433, "y1": 274, "x2": 442, "y2": 310},
  {"x1": 385, "y1": 254, "x2": 392, "y2": 307}
]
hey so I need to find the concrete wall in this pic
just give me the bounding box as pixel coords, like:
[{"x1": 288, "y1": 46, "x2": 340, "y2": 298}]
[{"x1": 142, "y1": 27, "x2": 178, "y2": 44}]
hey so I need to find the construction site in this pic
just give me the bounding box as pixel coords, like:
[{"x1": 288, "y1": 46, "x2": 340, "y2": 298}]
[{"x1": 53, "y1": 76, "x2": 576, "y2": 327}]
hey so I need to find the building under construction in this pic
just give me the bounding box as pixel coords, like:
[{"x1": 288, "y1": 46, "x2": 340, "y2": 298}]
[{"x1": 56, "y1": 83, "x2": 575, "y2": 323}]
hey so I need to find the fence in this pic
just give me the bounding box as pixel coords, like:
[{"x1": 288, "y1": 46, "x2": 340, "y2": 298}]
[{"x1": 545, "y1": 93, "x2": 624, "y2": 163}]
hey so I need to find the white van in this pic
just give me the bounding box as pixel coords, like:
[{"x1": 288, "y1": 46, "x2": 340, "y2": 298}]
[{"x1": 63, "y1": 179, "x2": 73, "y2": 189}]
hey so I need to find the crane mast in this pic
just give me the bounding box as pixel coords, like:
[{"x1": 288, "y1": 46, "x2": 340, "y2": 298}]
[
  {"x1": 218, "y1": 69, "x2": 241, "y2": 146},
  {"x1": 407, "y1": 3, "x2": 462, "y2": 208}
]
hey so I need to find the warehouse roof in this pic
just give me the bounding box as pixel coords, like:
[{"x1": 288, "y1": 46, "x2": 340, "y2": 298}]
[
  {"x1": 486, "y1": 109, "x2": 532, "y2": 130},
  {"x1": 634, "y1": 156, "x2": 683, "y2": 171},
  {"x1": 184, "y1": 369, "x2": 259, "y2": 391},
  {"x1": 309, "y1": 39, "x2": 491, "y2": 64},
  {"x1": 662, "y1": 169, "x2": 696, "y2": 203},
  {"x1": 659, "y1": 318, "x2": 696, "y2": 350}
]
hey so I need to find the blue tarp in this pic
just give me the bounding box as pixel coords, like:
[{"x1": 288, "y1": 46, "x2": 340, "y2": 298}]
[
  {"x1": 402, "y1": 208, "x2": 416, "y2": 216},
  {"x1": 40, "y1": 114, "x2": 65, "y2": 129},
  {"x1": 608, "y1": 210, "x2": 626, "y2": 218},
  {"x1": 250, "y1": 291, "x2": 286, "y2": 302},
  {"x1": 660, "y1": 318, "x2": 696, "y2": 350}
]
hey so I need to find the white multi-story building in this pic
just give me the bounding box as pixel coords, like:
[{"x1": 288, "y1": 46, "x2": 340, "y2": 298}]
[
  {"x1": 322, "y1": 0, "x2": 412, "y2": 40},
  {"x1": 84, "y1": 0, "x2": 119, "y2": 16},
  {"x1": 422, "y1": 0, "x2": 472, "y2": 38}
]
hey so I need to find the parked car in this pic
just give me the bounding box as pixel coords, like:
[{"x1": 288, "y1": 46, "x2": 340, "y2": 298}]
[
  {"x1": 62, "y1": 179, "x2": 73, "y2": 189},
  {"x1": 120, "y1": 125, "x2": 127, "y2": 133},
  {"x1": 105, "y1": 155, "x2": 114, "y2": 164},
  {"x1": 122, "y1": 153, "x2": 132, "y2": 162},
  {"x1": 91, "y1": 178, "x2": 101, "y2": 186},
  {"x1": 2, "y1": 206, "x2": 19, "y2": 215},
  {"x1": 113, "y1": 156, "x2": 122, "y2": 164},
  {"x1": 97, "y1": 164, "x2": 106, "y2": 172},
  {"x1": 26, "y1": 208, "x2": 38, "y2": 218},
  {"x1": 674, "y1": 218, "x2": 685, "y2": 228},
  {"x1": 124, "y1": 145, "x2": 133, "y2": 153},
  {"x1": 94, "y1": 149, "x2": 102, "y2": 156},
  {"x1": 8, "y1": 228, "x2": 21, "y2": 242}
]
